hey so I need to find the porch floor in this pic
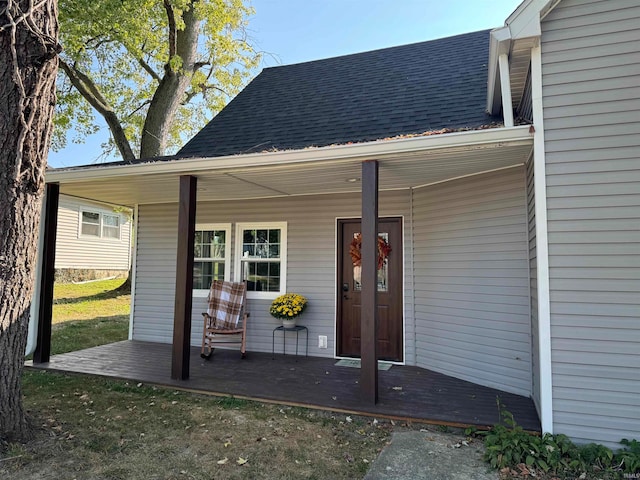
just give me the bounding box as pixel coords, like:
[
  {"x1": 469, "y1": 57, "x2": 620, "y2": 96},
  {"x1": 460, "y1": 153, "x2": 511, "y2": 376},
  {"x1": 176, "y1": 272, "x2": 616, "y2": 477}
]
[{"x1": 27, "y1": 340, "x2": 540, "y2": 431}]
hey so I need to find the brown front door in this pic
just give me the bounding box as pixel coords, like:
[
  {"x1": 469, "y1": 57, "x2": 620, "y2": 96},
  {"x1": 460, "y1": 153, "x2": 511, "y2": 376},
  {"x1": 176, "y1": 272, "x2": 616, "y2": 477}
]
[{"x1": 337, "y1": 217, "x2": 403, "y2": 362}]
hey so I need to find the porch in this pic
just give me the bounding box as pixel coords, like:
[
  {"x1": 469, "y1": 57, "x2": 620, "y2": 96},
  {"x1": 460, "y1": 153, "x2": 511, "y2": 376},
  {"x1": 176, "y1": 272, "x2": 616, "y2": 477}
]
[{"x1": 27, "y1": 340, "x2": 540, "y2": 431}]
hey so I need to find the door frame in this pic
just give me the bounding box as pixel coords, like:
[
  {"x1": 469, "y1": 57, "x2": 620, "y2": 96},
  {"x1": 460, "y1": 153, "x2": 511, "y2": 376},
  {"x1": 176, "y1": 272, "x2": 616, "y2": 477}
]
[{"x1": 333, "y1": 215, "x2": 406, "y2": 364}]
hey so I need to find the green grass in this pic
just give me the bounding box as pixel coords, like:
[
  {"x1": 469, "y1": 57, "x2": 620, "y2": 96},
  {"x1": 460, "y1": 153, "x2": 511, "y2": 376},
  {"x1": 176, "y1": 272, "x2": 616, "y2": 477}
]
[
  {"x1": 50, "y1": 278, "x2": 130, "y2": 354},
  {"x1": 53, "y1": 278, "x2": 130, "y2": 324},
  {"x1": 7, "y1": 277, "x2": 395, "y2": 479},
  {"x1": 7, "y1": 370, "x2": 392, "y2": 479}
]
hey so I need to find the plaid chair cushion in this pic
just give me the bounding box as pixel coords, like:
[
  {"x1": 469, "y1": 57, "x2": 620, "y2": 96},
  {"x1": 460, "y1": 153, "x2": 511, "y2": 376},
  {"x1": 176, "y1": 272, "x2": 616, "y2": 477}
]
[{"x1": 207, "y1": 281, "x2": 246, "y2": 330}]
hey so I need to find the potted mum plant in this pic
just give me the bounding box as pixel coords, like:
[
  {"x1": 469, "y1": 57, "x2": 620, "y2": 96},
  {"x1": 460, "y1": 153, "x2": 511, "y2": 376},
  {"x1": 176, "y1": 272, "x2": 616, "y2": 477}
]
[{"x1": 270, "y1": 293, "x2": 308, "y2": 328}]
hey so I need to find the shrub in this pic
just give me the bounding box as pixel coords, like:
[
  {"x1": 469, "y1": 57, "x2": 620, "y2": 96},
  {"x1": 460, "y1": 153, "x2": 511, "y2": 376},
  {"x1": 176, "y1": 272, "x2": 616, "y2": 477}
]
[{"x1": 480, "y1": 399, "x2": 640, "y2": 476}]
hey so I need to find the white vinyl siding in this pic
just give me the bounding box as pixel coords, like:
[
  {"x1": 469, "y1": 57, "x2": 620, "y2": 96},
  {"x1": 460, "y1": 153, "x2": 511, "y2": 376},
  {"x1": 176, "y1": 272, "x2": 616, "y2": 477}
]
[
  {"x1": 131, "y1": 191, "x2": 413, "y2": 360},
  {"x1": 541, "y1": 0, "x2": 640, "y2": 447},
  {"x1": 412, "y1": 167, "x2": 532, "y2": 397},
  {"x1": 55, "y1": 195, "x2": 132, "y2": 270}
]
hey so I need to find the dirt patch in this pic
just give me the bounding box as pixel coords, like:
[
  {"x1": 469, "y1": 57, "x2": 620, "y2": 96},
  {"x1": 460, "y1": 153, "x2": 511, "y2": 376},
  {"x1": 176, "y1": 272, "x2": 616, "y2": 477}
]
[{"x1": 364, "y1": 427, "x2": 497, "y2": 480}]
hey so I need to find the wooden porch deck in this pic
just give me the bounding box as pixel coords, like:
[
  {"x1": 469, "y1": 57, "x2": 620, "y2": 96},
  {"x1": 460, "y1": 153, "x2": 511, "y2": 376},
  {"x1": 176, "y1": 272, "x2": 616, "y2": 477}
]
[{"x1": 27, "y1": 340, "x2": 540, "y2": 431}]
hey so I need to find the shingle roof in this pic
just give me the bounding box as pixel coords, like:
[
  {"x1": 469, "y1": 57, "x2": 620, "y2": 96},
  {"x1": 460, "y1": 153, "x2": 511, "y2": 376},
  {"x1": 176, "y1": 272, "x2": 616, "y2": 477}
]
[{"x1": 178, "y1": 29, "x2": 499, "y2": 158}]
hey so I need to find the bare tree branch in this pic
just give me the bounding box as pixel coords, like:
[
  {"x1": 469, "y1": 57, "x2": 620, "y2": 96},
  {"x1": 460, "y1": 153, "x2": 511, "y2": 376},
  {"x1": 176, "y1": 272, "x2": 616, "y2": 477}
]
[
  {"x1": 59, "y1": 58, "x2": 136, "y2": 161},
  {"x1": 138, "y1": 56, "x2": 161, "y2": 82},
  {"x1": 183, "y1": 84, "x2": 228, "y2": 105},
  {"x1": 126, "y1": 99, "x2": 152, "y2": 119},
  {"x1": 163, "y1": 0, "x2": 177, "y2": 60}
]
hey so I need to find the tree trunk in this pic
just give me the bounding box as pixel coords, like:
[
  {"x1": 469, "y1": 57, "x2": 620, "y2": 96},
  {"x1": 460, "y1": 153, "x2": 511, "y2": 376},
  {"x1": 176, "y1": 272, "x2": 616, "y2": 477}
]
[
  {"x1": 0, "y1": 0, "x2": 59, "y2": 442},
  {"x1": 139, "y1": 2, "x2": 200, "y2": 158}
]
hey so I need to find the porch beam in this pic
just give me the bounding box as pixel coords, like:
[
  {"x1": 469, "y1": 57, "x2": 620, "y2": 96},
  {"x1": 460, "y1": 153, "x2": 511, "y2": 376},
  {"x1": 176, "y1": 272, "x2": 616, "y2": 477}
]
[
  {"x1": 33, "y1": 183, "x2": 59, "y2": 364},
  {"x1": 360, "y1": 160, "x2": 379, "y2": 403},
  {"x1": 498, "y1": 53, "x2": 514, "y2": 127},
  {"x1": 171, "y1": 175, "x2": 197, "y2": 380}
]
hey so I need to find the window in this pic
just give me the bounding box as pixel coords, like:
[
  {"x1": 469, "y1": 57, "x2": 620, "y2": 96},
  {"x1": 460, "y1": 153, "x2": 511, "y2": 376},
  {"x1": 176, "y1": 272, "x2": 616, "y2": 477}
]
[
  {"x1": 81, "y1": 211, "x2": 100, "y2": 237},
  {"x1": 193, "y1": 224, "x2": 230, "y2": 295},
  {"x1": 235, "y1": 222, "x2": 287, "y2": 298},
  {"x1": 80, "y1": 210, "x2": 121, "y2": 239},
  {"x1": 102, "y1": 214, "x2": 120, "y2": 239}
]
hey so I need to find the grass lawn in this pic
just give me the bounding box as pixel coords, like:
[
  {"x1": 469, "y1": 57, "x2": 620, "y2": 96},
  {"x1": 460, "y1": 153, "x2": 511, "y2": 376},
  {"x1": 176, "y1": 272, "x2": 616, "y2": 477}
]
[
  {"x1": 52, "y1": 278, "x2": 130, "y2": 354},
  {"x1": 3, "y1": 278, "x2": 396, "y2": 479}
]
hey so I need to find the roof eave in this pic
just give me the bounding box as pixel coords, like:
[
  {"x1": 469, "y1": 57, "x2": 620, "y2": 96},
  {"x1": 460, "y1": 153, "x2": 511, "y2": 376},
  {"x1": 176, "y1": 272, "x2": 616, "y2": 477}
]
[
  {"x1": 46, "y1": 126, "x2": 534, "y2": 184},
  {"x1": 486, "y1": 26, "x2": 512, "y2": 115},
  {"x1": 486, "y1": 0, "x2": 562, "y2": 116},
  {"x1": 506, "y1": 0, "x2": 561, "y2": 39}
]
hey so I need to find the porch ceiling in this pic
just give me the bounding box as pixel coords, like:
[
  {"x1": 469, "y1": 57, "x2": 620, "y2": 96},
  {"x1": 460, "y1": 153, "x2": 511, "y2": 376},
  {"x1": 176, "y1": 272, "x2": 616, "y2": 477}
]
[{"x1": 51, "y1": 127, "x2": 533, "y2": 206}]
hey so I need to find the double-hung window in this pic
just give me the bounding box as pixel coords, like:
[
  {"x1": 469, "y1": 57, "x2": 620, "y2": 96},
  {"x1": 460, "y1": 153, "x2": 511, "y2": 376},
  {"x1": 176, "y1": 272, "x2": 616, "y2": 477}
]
[
  {"x1": 80, "y1": 210, "x2": 121, "y2": 240},
  {"x1": 235, "y1": 222, "x2": 287, "y2": 298},
  {"x1": 102, "y1": 214, "x2": 120, "y2": 239},
  {"x1": 193, "y1": 224, "x2": 231, "y2": 296}
]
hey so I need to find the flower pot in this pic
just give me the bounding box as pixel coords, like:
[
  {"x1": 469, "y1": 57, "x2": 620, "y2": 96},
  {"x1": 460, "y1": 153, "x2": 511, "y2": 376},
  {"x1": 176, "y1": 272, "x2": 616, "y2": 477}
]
[{"x1": 282, "y1": 318, "x2": 297, "y2": 328}]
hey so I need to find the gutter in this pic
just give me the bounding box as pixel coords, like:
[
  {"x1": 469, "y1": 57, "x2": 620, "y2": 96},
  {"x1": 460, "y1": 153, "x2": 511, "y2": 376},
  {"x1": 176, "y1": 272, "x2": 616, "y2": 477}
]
[{"x1": 47, "y1": 126, "x2": 533, "y2": 183}]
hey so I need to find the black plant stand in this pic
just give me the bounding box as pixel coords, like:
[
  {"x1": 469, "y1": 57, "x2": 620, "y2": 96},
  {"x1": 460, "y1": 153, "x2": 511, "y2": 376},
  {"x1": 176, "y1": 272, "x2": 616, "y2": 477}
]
[{"x1": 272, "y1": 325, "x2": 308, "y2": 359}]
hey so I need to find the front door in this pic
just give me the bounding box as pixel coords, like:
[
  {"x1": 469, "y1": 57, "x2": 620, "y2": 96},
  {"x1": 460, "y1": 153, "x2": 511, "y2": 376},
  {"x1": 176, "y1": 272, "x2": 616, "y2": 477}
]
[{"x1": 337, "y1": 217, "x2": 403, "y2": 362}]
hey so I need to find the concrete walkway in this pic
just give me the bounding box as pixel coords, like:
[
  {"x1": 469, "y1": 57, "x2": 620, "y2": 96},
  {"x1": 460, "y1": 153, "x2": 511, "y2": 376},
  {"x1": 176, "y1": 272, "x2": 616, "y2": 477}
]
[{"x1": 364, "y1": 430, "x2": 498, "y2": 480}]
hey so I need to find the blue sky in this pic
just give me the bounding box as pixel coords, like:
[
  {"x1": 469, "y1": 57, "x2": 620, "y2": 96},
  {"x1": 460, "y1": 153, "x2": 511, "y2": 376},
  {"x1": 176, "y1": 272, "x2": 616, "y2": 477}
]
[{"x1": 48, "y1": 0, "x2": 523, "y2": 168}]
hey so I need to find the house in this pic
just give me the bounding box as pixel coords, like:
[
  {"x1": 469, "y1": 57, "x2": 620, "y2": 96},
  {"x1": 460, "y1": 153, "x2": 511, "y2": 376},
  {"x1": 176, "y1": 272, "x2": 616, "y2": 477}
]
[
  {"x1": 31, "y1": 0, "x2": 639, "y2": 448},
  {"x1": 53, "y1": 194, "x2": 132, "y2": 281}
]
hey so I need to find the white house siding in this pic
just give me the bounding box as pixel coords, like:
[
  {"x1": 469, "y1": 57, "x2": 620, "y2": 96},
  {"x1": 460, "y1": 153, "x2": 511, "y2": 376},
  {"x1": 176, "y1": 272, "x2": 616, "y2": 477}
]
[
  {"x1": 412, "y1": 167, "x2": 532, "y2": 397},
  {"x1": 55, "y1": 195, "x2": 132, "y2": 271},
  {"x1": 541, "y1": 0, "x2": 640, "y2": 446},
  {"x1": 526, "y1": 159, "x2": 541, "y2": 413},
  {"x1": 131, "y1": 190, "x2": 414, "y2": 360}
]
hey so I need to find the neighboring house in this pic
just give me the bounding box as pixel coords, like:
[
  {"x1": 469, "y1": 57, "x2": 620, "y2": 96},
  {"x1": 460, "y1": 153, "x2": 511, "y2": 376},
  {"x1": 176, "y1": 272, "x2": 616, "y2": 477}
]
[
  {"x1": 53, "y1": 195, "x2": 132, "y2": 281},
  {"x1": 35, "y1": 0, "x2": 638, "y2": 448}
]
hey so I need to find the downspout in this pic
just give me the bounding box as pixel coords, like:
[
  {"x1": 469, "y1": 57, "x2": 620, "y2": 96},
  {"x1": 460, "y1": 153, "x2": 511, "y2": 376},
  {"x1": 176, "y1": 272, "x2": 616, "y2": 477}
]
[
  {"x1": 530, "y1": 43, "x2": 553, "y2": 434},
  {"x1": 25, "y1": 194, "x2": 47, "y2": 356},
  {"x1": 410, "y1": 187, "x2": 417, "y2": 366},
  {"x1": 128, "y1": 204, "x2": 139, "y2": 341}
]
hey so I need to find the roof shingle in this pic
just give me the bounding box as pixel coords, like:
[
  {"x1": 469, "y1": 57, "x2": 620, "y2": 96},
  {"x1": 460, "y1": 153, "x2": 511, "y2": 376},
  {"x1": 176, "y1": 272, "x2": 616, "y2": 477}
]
[{"x1": 178, "y1": 29, "x2": 499, "y2": 158}]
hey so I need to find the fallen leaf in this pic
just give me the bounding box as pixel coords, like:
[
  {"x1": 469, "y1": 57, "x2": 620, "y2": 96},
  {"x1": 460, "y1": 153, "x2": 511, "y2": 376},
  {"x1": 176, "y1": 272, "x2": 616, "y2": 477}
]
[
  {"x1": 217, "y1": 458, "x2": 228, "y2": 465},
  {"x1": 237, "y1": 457, "x2": 248, "y2": 465},
  {"x1": 224, "y1": 441, "x2": 231, "y2": 448}
]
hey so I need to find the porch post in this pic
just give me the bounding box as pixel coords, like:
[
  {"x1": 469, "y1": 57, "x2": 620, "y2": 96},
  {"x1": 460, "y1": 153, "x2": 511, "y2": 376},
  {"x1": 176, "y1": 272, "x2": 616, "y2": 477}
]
[
  {"x1": 171, "y1": 175, "x2": 197, "y2": 380},
  {"x1": 360, "y1": 160, "x2": 379, "y2": 403},
  {"x1": 33, "y1": 182, "x2": 59, "y2": 364}
]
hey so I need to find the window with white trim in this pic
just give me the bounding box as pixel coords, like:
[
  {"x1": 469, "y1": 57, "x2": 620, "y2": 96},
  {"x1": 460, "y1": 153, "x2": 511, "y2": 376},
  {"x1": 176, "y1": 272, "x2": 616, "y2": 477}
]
[
  {"x1": 193, "y1": 224, "x2": 231, "y2": 294},
  {"x1": 80, "y1": 210, "x2": 121, "y2": 240},
  {"x1": 102, "y1": 214, "x2": 120, "y2": 239},
  {"x1": 235, "y1": 222, "x2": 287, "y2": 298}
]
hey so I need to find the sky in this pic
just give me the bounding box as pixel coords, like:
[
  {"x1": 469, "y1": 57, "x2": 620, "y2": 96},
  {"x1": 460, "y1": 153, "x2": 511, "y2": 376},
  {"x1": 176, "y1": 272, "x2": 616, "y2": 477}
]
[{"x1": 48, "y1": 0, "x2": 523, "y2": 168}]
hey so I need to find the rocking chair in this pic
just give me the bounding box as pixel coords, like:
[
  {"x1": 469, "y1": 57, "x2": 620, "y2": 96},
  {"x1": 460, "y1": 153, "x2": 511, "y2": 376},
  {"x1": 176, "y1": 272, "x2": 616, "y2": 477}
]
[{"x1": 201, "y1": 280, "x2": 249, "y2": 359}]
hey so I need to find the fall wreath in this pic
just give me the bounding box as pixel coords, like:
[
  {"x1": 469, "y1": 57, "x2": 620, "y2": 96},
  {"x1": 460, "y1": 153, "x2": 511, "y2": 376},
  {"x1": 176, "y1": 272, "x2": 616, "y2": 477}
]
[{"x1": 349, "y1": 233, "x2": 392, "y2": 270}]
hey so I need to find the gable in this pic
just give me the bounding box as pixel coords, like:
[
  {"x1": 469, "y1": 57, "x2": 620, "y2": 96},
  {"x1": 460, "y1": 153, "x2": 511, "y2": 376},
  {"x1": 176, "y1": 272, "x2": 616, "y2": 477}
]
[{"x1": 179, "y1": 29, "x2": 500, "y2": 158}]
